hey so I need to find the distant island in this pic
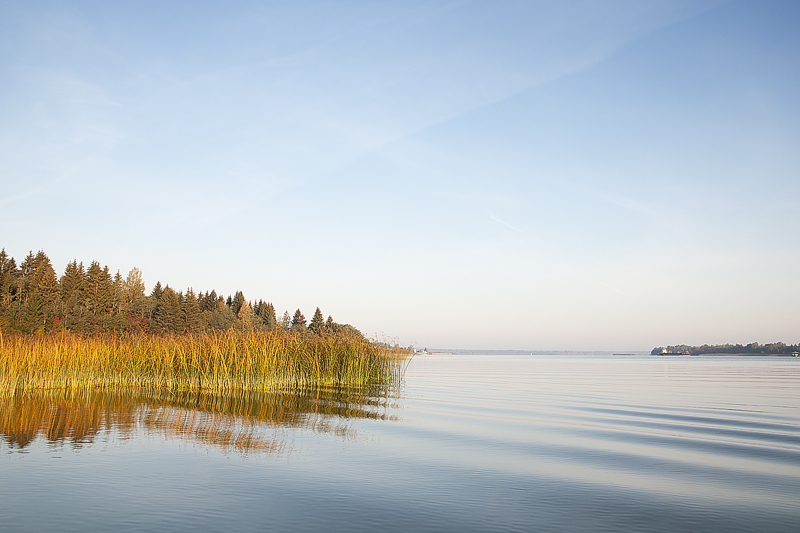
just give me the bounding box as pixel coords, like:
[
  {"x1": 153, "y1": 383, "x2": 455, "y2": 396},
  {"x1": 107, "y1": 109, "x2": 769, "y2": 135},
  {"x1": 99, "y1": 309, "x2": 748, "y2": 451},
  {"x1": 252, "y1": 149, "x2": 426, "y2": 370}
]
[{"x1": 652, "y1": 343, "x2": 800, "y2": 356}]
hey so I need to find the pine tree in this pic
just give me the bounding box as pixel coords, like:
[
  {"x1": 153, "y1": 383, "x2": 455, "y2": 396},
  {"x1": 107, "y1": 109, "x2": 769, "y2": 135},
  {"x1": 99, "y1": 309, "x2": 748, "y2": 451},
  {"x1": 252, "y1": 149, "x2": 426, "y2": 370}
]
[
  {"x1": 0, "y1": 250, "x2": 18, "y2": 327},
  {"x1": 326, "y1": 315, "x2": 334, "y2": 332},
  {"x1": 149, "y1": 281, "x2": 164, "y2": 323},
  {"x1": 111, "y1": 270, "x2": 123, "y2": 314},
  {"x1": 35, "y1": 259, "x2": 59, "y2": 304},
  {"x1": 259, "y1": 302, "x2": 277, "y2": 330},
  {"x1": 0, "y1": 250, "x2": 18, "y2": 303},
  {"x1": 232, "y1": 291, "x2": 245, "y2": 316},
  {"x1": 17, "y1": 252, "x2": 38, "y2": 309},
  {"x1": 291, "y1": 309, "x2": 306, "y2": 331},
  {"x1": 60, "y1": 260, "x2": 85, "y2": 306},
  {"x1": 309, "y1": 307, "x2": 325, "y2": 335},
  {"x1": 84, "y1": 261, "x2": 113, "y2": 317},
  {"x1": 207, "y1": 290, "x2": 218, "y2": 311},
  {"x1": 182, "y1": 288, "x2": 201, "y2": 333},
  {"x1": 59, "y1": 260, "x2": 86, "y2": 331},
  {"x1": 16, "y1": 251, "x2": 60, "y2": 331},
  {"x1": 154, "y1": 286, "x2": 182, "y2": 334},
  {"x1": 151, "y1": 281, "x2": 163, "y2": 300},
  {"x1": 35, "y1": 259, "x2": 60, "y2": 329}
]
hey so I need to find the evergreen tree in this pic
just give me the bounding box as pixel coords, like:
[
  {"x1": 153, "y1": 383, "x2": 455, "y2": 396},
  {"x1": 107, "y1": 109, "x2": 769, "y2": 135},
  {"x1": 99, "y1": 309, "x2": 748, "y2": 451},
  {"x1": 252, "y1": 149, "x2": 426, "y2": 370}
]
[
  {"x1": 291, "y1": 309, "x2": 306, "y2": 331},
  {"x1": 153, "y1": 286, "x2": 182, "y2": 334},
  {"x1": 59, "y1": 260, "x2": 86, "y2": 330},
  {"x1": 259, "y1": 302, "x2": 277, "y2": 330},
  {"x1": 84, "y1": 261, "x2": 113, "y2": 317},
  {"x1": 14, "y1": 251, "x2": 60, "y2": 331},
  {"x1": 0, "y1": 249, "x2": 18, "y2": 307},
  {"x1": 149, "y1": 281, "x2": 164, "y2": 323},
  {"x1": 182, "y1": 288, "x2": 201, "y2": 333},
  {"x1": 60, "y1": 260, "x2": 85, "y2": 306},
  {"x1": 35, "y1": 258, "x2": 60, "y2": 329},
  {"x1": 325, "y1": 315, "x2": 334, "y2": 332},
  {"x1": 112, "y1": 270, "x2": 123, "y2": 314},
  {"x1": 200, "y1": 290, "x2": 218, "y2": 312},
  {"x1": 232, "y1": 291, "x2": 245, "y2": 316},
  {"x1": 0, "y1": 250, "x2": 18, "y2": 330},
  {"x1": 309, "y1": 307, "x2": 325, "y2": 335},
  {"x1": 151, "y1": 281, "x2": 163, "y2": 301}
]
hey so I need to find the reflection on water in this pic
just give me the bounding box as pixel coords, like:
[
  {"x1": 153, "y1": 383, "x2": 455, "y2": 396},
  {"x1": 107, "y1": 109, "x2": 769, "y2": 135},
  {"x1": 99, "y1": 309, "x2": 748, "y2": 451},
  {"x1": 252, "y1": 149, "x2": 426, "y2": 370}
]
[
  {"x1": 1, "y1": 386, "x2": 396, "y2": 455},
  {"x1": 1, "y1": 355, "x2": 798, "y2": 533}
]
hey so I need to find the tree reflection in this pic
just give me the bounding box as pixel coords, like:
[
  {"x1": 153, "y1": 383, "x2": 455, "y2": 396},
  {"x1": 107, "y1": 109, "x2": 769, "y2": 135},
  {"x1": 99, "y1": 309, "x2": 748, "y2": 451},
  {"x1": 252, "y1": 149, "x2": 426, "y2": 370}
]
[{"x1": 0, "y1": 386, "x2": 397, "y2": 455}]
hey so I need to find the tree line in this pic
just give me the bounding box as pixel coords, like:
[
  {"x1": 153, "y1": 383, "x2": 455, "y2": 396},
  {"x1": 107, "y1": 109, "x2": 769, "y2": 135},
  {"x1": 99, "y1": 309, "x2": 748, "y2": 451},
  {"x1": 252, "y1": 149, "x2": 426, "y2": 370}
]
[
  {"x1": 0, "y1": 248, "x2": 361, "y2": 337},
  {"x1": 652, "y1": 342, "x2": 800, "y2": 355}
]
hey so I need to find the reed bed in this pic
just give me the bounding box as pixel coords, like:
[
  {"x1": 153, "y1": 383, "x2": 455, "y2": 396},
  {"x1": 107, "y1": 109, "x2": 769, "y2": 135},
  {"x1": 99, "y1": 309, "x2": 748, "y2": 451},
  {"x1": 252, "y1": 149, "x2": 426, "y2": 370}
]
[{"x1": 0, "y1": 329, "x2": 405, "y2": 396}]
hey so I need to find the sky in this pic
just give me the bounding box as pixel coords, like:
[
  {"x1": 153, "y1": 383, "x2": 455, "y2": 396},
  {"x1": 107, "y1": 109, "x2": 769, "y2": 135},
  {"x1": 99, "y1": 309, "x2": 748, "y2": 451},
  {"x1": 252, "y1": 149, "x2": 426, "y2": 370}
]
[{"x1": 1, "y1": 0, "x2": 798, "y2": 350}]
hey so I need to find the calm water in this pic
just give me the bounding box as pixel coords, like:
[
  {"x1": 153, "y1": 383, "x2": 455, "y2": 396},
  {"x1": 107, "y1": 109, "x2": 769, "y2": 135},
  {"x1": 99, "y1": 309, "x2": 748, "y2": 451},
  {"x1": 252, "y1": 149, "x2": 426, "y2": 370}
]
[{"x1": 1, "y1": 354, "x2": 799, "y2": 532}]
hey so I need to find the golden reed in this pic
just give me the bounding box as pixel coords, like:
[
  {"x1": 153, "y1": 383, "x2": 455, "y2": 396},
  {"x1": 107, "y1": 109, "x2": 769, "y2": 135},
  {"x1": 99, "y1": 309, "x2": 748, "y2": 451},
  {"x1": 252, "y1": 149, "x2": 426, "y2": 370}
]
[{"x1": 0, "y1": 329, "x2": 405, "y2": 395}]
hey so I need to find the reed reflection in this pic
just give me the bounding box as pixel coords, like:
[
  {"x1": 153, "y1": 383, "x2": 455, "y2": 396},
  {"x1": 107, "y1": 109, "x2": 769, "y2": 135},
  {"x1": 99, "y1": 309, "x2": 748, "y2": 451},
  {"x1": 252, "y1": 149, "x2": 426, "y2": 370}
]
[{"x1": 0, "y1": 385, "x2": 397, "y2": 455}]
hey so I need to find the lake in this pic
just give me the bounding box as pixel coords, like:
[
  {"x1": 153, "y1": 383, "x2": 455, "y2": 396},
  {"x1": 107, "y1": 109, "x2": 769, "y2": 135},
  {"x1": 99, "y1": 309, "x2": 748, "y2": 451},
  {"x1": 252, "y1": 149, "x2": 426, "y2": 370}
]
[{"x1": 2, "y1": 354, "x2": 799, "y2": 532}]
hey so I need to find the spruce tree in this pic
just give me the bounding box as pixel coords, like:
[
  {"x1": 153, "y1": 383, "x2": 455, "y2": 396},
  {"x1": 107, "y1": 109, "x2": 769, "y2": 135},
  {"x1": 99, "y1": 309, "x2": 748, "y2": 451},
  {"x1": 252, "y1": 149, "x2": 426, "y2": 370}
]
[
  {"x1": 151, "y1": 281, "x2": 163, "y2": 300},
  {"x1": 59, "y1": 260, "x2": 85, "y2": 330},
  {"x1": 0, "y1": 249, "x2": 18, "y2": 307},
  {"x1": 182, "y1": 288, "x2": 201, "y2": 332},
  {"x1": 36, "y1": 259, "x2": 60, "y2": 329},
  {"x1": 0, "y1": 250, "x2": 18, "y2": 328},
  {"x1": 149, "y1": 281, "x2": 164, "y2": 323},
  {"x1": 291, "y1": 309, "x2": 306, "y2": 331},
  {"x1": 260, "y1": 302, "x2": 277, "y2": 330},
  {"x1": 60, "y1": 260, "x2": 85, "y2": 304},
  {"x1": 34, "y1": 257, "x2": 59, "y2": 303},
  {"x1": 15, "y1": 251, "x2": 60, "y2": 331},
  {"x1": 84, "y1": 261, "x2": 113, "y2": 317},
  {"x1": 154, "y1": 286, "x2": 182, "y2": 333},
  {"x1": 309, "y1": 307, "x2": 325, "y2": 335},
  {"x1": 207, "y1": 290, "x2": 218, "y2": 311},
  {"x1": 112, "y1": 270, "x2": 123, "y2": 315},
  {"x1": 232, "y1": 291, "x2": 245, "y2": 316}
]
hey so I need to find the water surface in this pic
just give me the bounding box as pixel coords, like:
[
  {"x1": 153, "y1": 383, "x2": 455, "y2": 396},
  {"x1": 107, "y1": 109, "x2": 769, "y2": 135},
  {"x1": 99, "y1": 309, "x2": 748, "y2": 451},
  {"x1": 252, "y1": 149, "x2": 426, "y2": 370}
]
[{"x1": 2, "y1": 354, "x2": 798, "y2": 532}]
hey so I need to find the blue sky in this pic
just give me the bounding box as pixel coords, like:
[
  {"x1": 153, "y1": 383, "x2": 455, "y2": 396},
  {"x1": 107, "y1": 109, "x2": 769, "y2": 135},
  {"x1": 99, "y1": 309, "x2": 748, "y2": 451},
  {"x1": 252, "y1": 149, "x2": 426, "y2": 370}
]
[{"x1": 1, "y1": 0, "x2": 798, "y2": 350}]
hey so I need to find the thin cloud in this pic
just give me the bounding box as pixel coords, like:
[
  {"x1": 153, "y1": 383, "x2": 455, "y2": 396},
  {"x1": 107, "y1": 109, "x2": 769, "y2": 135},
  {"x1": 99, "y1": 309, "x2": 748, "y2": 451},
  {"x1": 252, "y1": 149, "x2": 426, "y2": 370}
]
[{"x1": 488, "y1": 213, "x2": 524, "y2": 234}]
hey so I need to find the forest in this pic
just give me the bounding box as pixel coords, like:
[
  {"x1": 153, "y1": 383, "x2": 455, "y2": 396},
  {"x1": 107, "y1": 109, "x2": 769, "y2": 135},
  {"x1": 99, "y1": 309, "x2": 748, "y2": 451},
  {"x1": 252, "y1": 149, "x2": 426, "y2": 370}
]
[{"x1": 0, "y1": 248, "x2": 359, "y2": 338}]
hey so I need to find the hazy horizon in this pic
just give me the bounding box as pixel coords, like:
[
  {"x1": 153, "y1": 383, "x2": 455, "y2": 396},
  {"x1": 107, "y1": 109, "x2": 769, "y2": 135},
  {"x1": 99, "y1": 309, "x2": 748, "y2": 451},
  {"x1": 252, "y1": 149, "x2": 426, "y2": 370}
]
[{"x1": 2, "y1": 0, "x2": 798, "y2": 350}]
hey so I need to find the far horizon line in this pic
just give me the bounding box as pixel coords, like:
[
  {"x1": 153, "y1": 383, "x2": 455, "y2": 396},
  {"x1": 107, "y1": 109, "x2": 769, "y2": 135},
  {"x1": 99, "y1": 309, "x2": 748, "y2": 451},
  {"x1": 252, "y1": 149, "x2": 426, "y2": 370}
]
[{"x1": 423, "y1": 349, "x2": 651, "y2": 355}]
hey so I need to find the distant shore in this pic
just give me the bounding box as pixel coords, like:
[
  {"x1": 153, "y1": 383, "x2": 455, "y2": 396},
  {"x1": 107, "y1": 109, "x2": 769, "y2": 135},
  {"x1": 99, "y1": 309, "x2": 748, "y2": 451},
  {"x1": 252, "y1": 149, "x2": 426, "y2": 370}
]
[{"x1": 657, "y1": 353, "x2": 799, "y2": 357}]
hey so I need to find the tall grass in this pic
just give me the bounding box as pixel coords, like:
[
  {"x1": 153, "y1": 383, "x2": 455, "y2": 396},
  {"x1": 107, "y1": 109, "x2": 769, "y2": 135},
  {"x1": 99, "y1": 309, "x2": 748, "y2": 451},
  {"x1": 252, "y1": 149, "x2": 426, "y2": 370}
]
[{"x1": 0, "y1": 329, "x2": 406, "y2": 396}]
